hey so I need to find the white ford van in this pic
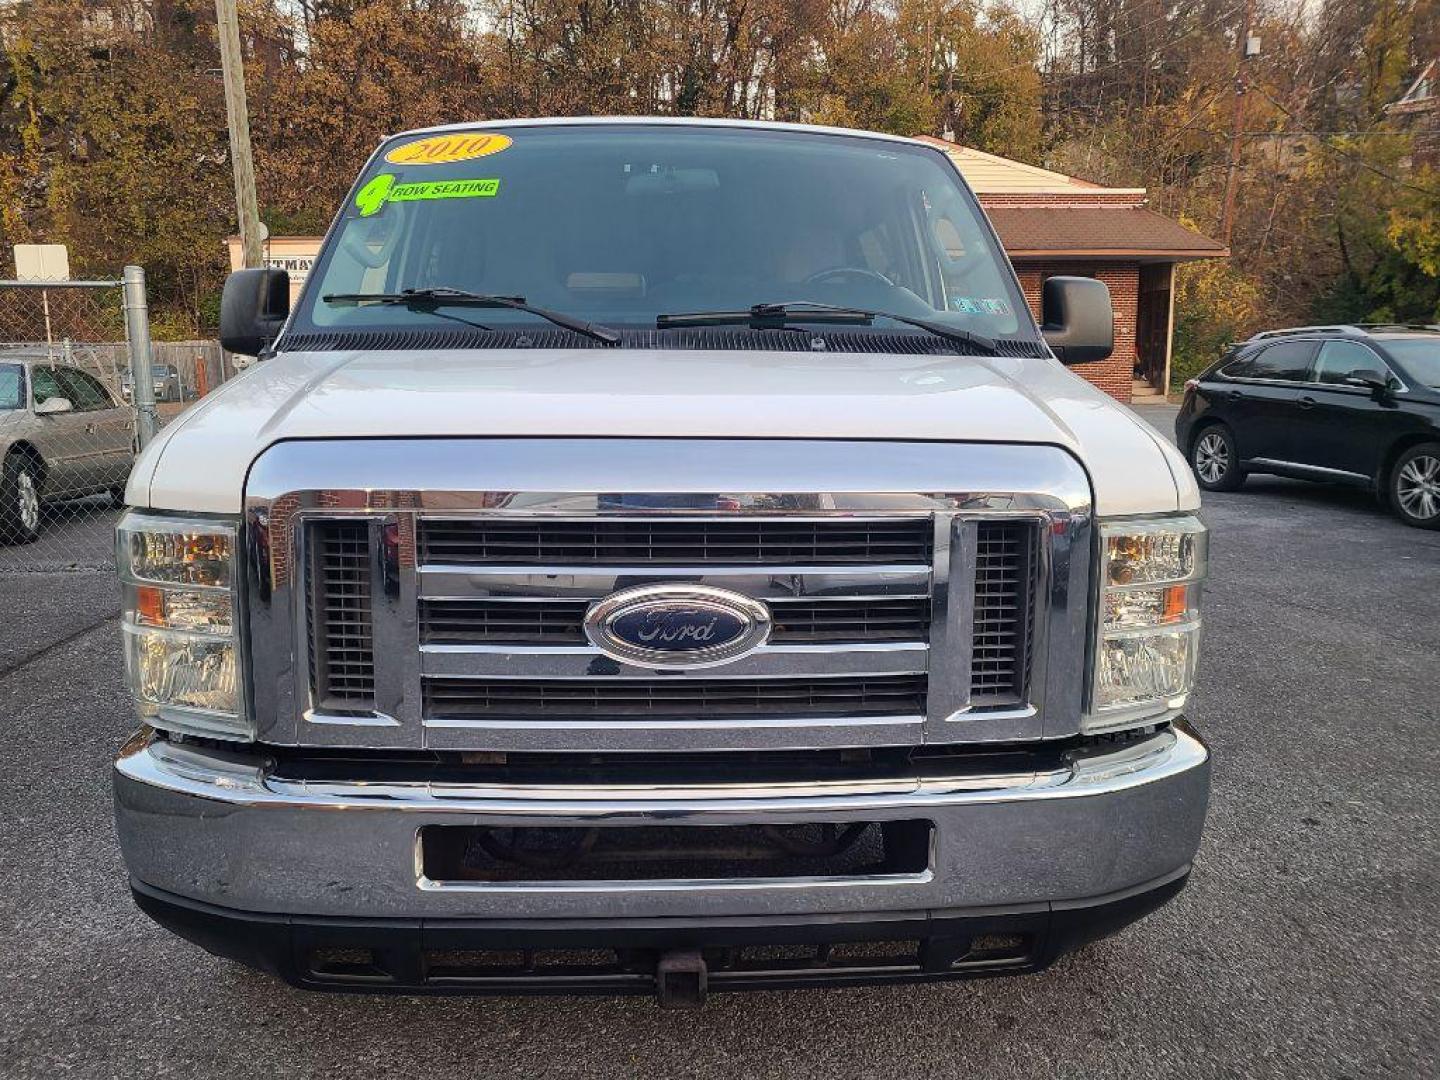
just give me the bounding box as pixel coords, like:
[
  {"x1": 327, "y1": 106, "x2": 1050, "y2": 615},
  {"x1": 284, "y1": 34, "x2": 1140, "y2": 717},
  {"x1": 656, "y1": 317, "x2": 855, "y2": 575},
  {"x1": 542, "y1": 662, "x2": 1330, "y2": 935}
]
[{"x1": 113, "y1": 119, "x2": 1208, "y2": 1005}]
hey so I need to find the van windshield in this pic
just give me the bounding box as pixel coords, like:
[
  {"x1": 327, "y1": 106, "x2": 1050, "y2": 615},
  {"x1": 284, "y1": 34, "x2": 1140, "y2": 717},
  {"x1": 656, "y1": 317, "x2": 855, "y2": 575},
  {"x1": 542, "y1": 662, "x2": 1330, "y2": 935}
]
[{"x1": 294, "y1": 125, "x2": 1031, "y2": 342}]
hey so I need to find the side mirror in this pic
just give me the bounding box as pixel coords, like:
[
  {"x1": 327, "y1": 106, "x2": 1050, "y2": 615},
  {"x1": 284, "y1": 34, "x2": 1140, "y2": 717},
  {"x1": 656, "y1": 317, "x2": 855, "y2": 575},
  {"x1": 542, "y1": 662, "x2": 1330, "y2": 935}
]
[
  {"x1": 1041, "y1": 276, "x2": 1114, "y2": 365},
  {"x1": 35, "y1": 396, "x2": 73, "y2": 416},
  {"x1": 1343, "y1": 369, "x2": 1390, "y2": 395},
  {"x1": 219, "y1": 268, "x2": 290, "y2": 356}
]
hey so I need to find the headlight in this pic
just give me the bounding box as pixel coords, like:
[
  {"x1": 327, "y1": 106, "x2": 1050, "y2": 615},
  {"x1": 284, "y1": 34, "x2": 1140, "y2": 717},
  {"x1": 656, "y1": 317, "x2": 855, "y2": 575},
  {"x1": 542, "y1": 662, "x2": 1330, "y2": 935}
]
[
  {"x1": 117, "y1": 513, "x2": 250, "y2": 739},
  {"x1": 1086, "y1": 516, "x2": 1206, "y2": 732}
]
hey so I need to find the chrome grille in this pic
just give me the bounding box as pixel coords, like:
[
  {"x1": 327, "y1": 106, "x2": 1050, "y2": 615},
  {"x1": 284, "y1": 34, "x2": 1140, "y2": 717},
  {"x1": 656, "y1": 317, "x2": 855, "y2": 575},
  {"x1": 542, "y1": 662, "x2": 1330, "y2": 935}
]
[
  {"x1": 970, "y1": 521, "x2": 1040, "y2": 706},
  {"x1": 424, "y1": 675, "x2": 928, "y2": 721},
  {"x1": 418, "y1": 518, "x2": 933, "y2": 567},
  {"x1": 420, "y1": 597, "x2": 932, "y2": 646},
  {"x1": 318, "y1": 517, "x2": 1039, "y2": 725},
  {"x1": 255, "y1": 439, "x2": 1090, "y2": 751},
  {"x1": 307, "y1": 520, "x2": 375, "y2": 709}
]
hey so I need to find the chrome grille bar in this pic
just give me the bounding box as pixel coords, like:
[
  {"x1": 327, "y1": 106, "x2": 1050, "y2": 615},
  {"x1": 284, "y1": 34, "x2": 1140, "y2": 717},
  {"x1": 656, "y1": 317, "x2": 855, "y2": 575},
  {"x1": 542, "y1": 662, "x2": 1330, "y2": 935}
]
[
  {"x1": 416, "y1": 566, "x2": 932, "y2": 601},
  {"x1": 420, "y1": 642, "x2": 928, "y2": 679}
]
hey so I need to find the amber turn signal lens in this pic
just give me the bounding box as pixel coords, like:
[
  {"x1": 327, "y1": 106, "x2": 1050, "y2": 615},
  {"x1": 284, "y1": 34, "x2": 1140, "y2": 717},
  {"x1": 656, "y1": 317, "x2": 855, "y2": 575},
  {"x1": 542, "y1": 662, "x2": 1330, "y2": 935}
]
[
  {"x1": 1162, "y1": 584, "x2": 1188, "y2": 622},
  {"x1": 135, "y1": 585, "x2": 166, "y2": 626}
]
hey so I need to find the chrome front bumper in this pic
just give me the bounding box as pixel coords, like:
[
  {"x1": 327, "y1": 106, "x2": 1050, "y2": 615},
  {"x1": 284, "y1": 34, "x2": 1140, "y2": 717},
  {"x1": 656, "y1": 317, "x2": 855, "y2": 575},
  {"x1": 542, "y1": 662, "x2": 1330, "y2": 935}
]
[{"x1": 114, "y1": 724, "x2": 1210, "y2": 922}]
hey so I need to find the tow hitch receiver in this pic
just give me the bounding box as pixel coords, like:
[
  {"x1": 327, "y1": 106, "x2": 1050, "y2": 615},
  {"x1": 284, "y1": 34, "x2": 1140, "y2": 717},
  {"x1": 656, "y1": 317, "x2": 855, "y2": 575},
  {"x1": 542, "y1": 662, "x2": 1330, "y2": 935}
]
[{"x1": 656, "y1": 949, "x2": 707, "y2": 1008}]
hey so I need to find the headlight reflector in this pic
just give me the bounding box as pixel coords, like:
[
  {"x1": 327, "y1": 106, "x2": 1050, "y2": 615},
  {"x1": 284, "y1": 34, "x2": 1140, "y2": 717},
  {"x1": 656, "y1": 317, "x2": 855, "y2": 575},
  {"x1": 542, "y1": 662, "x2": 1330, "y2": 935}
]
[
  {"x1": 1095, "y1": 627, "x2": 1197, "y2": 711},
  {"x1": 125, "y1": 523, "x2": 234, "y2": 588},
  {"x1": 132, "y1": 584, "x2": 233, "y2": 634},
  {"x1": 1104, "y1": 519, "x2": 1204, "y2": 587},
  {"x1": 117, "y1": 513, "x2": 249, "y2": 739},
  {"x1": 123, "y1": 626, "x2": 240, "y2": 714},
  {"x1": 1088, "y1": 516, "x2": 1206, "y2": 731}
]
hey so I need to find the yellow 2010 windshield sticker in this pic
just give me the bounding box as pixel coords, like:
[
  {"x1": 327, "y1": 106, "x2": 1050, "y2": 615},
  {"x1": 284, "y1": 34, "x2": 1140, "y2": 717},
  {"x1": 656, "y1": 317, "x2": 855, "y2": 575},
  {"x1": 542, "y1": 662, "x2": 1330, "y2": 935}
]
[
  {"x1": 355, "y1": 174, "x2": 500, "y2": 217},
  {"x1": 384, "y1": 132, "x2": 512, "y2": 166}
]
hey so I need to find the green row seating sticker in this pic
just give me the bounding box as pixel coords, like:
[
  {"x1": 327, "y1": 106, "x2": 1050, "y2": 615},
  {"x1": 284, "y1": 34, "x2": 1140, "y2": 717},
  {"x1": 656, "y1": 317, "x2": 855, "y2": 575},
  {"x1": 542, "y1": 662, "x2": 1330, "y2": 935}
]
[{"x1": 355, "y1": 173, "x2": 501, "y2": 217}]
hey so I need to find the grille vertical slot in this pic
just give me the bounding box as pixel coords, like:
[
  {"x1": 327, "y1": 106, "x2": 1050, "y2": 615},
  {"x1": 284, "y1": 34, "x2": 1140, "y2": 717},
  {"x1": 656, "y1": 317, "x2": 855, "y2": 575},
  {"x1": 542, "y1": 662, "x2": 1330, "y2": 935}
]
[
  {"x1": 308, "y1": 520, "x2": 376, "y2": 711},
  {"x1": 969, "y1": 520, "x2": 1040, "y2": 706}
]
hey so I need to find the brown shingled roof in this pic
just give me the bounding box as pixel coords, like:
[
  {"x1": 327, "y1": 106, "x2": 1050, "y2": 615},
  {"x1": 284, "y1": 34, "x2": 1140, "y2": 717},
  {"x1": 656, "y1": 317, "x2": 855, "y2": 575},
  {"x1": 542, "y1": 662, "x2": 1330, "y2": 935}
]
[{"x1": 986, "y1": 206, "x2": 1228, "y2": 260}]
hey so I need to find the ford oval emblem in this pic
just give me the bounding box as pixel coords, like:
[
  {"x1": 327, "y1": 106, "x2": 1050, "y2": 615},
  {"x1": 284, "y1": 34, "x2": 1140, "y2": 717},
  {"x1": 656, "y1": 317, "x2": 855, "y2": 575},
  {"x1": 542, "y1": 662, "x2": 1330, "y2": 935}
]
[{"x1": 584, "y1": 584, "x2": 772, "y2": 669}]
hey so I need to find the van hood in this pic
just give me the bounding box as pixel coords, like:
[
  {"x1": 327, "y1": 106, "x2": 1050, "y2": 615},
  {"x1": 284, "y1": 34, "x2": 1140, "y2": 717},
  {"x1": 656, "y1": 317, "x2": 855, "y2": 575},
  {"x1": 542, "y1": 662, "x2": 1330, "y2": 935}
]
[{"x1": 128, "y1": 347, "x2": 1196, "y2": 517}]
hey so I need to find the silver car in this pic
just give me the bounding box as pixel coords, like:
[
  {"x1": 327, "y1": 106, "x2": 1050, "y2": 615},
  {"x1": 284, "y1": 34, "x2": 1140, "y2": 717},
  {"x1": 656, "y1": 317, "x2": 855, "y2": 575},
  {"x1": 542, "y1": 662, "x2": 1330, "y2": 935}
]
[{"x1": 0, "y1": 352, "x2": 137, "y2": 544}]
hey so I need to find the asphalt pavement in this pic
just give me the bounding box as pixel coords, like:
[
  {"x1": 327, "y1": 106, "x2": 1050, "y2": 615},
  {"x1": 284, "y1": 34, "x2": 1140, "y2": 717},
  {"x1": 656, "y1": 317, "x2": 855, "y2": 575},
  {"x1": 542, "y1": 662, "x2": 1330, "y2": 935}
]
[{"x1": 0, "y1": 402, "x2": 1436, "y2": 1079}]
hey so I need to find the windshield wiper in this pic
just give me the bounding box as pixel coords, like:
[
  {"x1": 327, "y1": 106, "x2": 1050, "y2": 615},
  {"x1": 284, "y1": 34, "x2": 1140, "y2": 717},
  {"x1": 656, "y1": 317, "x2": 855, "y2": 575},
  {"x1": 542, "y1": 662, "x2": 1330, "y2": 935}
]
[
  {"x1": 322, "y1": 287, "x2": 621, "y2": 346},
  {"x1": 656, "y1": 301, "x2": 1000, "y2": 356}
]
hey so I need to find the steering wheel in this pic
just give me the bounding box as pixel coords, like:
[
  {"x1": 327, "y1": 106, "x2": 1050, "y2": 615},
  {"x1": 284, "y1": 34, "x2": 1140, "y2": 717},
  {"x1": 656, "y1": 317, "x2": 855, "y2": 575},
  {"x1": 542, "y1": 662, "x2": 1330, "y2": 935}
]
[{"x1": 801, "y1": 266, "x2": 895, "y2": 289}]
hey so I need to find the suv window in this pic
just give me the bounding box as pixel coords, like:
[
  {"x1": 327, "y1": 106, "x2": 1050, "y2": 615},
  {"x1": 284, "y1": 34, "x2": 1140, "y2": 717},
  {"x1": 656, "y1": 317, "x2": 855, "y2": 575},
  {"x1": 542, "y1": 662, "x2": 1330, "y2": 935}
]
[
  {"x1": 1380, "y1": 339, "x2": 1440, "y2": 389},
  {"x1": 1224, "y1": 340, "x2": 1315, "y2": 381},
  {"x1": 1313, "y1": 340, "x2": 1385, "y2": 386},
  {"x1": 54, "y1": 367, "x2": 113, "y2": 411}
]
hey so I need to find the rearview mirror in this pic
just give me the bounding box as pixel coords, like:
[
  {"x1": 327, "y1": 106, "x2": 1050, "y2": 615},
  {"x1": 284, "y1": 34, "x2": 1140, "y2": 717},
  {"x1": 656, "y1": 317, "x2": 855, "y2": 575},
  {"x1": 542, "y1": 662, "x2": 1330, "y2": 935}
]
[
  {"x1": 34, "y1": 396, "x2": 73, "y2": 416},
  {"x1": 1041, "y1": 276, "x2": 1114, "y2": 365},
  {"x1": 625, "y1": 168, "x2": 720, "y2": 197},
  {"x1": 219, "y1": 268, "x2": 290, "y2": 356},
  {"x1": 1343, "y1": 369, "x2": 1390, "y2": 394}
]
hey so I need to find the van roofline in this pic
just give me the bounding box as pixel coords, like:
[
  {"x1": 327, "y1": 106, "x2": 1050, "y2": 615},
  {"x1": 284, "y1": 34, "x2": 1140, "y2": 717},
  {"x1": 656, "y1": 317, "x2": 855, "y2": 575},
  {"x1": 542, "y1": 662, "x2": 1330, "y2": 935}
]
[{"x1": 387, "y1": 116, "x2": 931, "y2": 148}]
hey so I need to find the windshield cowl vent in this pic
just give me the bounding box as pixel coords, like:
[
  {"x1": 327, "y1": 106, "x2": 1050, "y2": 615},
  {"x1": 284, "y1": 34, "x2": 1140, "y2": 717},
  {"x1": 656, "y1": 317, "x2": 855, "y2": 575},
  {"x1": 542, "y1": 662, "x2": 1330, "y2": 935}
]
[{"x1": 276, "y1": 327, "x2": 1048, "y2": 358}]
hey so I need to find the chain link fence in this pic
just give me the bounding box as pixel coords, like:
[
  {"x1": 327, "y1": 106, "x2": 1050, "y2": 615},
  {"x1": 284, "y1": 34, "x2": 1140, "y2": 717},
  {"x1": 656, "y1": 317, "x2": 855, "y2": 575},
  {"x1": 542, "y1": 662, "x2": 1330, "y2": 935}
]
[{"x1": 0, "y1": 273, "x2": 239, "y2": 571}]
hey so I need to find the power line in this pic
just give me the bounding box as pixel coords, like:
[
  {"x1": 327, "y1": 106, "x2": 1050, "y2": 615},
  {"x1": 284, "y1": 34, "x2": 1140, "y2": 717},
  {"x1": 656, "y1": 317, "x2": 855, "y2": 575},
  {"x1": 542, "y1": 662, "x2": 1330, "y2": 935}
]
[
  {"x1": 959, "y1": 3, "x2": 1241, "y2": 84},
  {"x1": 1237, "y1": 130, "x2": 1417, "y2": 137},
  {"x1": 1253, "y1": 85, "x2": 1440, "y2": 197}
]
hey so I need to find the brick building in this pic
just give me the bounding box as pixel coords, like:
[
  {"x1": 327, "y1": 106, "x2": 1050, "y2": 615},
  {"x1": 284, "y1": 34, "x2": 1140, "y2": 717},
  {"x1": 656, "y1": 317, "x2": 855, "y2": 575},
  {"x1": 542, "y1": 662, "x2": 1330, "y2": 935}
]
[
  {"x1": 230, "y1": 136, "x2": 1227, "y2": 405},
  {"x1": 917, "y1": 137, "x2": 1229, "y2": 403},
  {"x1": 1385, "y1": 57, "x2": 1439, "y2": 168}
]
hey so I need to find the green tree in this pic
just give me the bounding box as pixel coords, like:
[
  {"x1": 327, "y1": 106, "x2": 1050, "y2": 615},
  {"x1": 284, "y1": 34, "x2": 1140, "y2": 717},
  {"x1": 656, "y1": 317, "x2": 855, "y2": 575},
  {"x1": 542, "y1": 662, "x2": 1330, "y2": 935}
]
[{"x1": 0, "y1": 1, "x2": 233, "y2": 333}]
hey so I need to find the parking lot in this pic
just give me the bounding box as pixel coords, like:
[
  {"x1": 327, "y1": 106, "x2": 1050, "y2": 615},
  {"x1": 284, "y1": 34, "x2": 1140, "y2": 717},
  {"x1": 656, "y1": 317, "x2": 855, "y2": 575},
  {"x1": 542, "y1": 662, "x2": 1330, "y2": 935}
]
[{"x1": 1, "y1": 403, "x2": 1436, "y2": 1080}]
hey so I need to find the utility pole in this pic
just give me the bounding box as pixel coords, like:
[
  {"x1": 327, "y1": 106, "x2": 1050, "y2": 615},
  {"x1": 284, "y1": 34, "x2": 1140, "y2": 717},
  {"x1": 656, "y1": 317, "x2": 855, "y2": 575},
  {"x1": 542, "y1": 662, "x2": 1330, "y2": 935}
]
[
  {"x1": 215, "y1": 0, "x2": 262, "y2": 268},
  {"x1": 1218, "y1": 0, "x2": 1255, "y2": 246}
]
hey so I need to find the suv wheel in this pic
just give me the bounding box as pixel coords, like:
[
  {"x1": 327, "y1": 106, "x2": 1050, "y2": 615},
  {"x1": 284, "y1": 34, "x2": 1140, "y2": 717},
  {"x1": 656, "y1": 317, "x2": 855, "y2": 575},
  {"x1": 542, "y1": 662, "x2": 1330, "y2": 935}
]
[
  {"x1": 1390, "y1": 443, "x2": 1440, "y2": 529},
  {"x1": 0, "y1": 454, "x2": 43, "y2": 545},
  {"x1": 1191, "y1": 425, "x2": 1245, "y2": 491}
]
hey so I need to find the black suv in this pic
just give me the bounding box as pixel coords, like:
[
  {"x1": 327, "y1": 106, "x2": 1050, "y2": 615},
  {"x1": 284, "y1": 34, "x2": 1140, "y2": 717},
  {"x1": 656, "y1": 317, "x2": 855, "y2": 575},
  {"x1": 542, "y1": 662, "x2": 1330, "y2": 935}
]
[{"x1": 1176, "y1": 325, "x2": 1440, "y2": 529}]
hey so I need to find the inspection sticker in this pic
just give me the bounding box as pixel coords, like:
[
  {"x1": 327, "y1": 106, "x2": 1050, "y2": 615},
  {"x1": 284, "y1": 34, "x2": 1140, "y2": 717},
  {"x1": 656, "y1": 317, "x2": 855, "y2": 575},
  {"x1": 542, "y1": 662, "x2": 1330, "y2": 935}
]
[
  {"x1": 950, "y1": 296, "x2": 1012, "y2": 316},
  {"x1": 355, "y1": 174, "x2": 500, "y2": 217},
  {"x1": 384, "y1": 132, "x2": 512, "y2": 165}
]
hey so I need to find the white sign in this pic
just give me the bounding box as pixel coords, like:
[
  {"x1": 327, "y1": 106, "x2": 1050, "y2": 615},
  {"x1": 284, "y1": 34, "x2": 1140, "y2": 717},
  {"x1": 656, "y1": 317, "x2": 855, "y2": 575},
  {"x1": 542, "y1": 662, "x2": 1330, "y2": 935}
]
[
  {"x1": 265, "y1": 254, "x2": 315, "y2": 281},
  {"x1": 13, "y1": 243, "x2": 71, "y2": 282}
]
